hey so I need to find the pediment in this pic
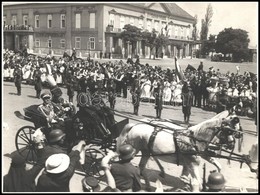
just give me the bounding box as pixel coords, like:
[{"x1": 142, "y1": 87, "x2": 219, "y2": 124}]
[{"x1": 148, "y1": 3, "x2": 168, "y2": 13}]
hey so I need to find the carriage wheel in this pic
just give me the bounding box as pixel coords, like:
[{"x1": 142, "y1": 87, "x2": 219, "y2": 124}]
[
  {"x1": 82, "y1": 148, "x2": 106, "y2": 180},
  {"x1": 15, "y1": 126, "x2": 38, "y2": 164}
]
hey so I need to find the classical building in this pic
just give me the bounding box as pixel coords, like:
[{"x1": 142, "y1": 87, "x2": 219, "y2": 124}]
[{"x1": 3, "y1": 3, "x2": 195, "y2": 59}]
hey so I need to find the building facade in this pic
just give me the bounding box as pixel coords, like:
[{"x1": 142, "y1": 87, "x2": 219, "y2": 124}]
[{"x1": 3, "y1": 3, "x2": 195, "y2": 59}]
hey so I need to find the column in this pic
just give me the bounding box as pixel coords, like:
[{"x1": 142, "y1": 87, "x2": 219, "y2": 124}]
[
  {"x1": 28, "y1": 34, "x2": 34, "y2": 53},
  {"x1": 66, "y1": 5, "x2": 72, "y2": 55}
]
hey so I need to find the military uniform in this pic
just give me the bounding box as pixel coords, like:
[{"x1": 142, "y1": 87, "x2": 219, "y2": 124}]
[
  {"x1": 181, "y1": 86, "x2": 193, "y2": 123},
  {"x1": 13, "y1": 65, "x2": 23, "y2": 95},
  {"x1": 33, "y1": 67, "x2": 42, "y2": 98},
  {"x1": 130, "y1": 78, "x2": 141, "y2": 115},
  {"x1": 153, "y1": 83, "x2": 164, "y2": 118}
]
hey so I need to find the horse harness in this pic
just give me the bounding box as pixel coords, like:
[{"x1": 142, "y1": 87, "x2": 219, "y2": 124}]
[{"x1": 147, "y1": 127, "x2": 200, "y2": 166}]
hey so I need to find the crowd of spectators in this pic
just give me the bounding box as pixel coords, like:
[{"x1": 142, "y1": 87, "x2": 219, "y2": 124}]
[
  {"x1": 3, "y1": 48, "x2": 258, "y2": 192},
  {"x1": 3, "y1": 48, "x2": 257, "y2": 120}
]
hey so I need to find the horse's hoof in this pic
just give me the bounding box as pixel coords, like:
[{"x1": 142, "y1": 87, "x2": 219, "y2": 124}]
[{"x1": 159, "y1": 172, "x2": 165, "y2": 178}]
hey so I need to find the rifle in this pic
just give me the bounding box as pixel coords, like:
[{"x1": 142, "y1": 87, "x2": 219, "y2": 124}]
[{"x1": 202, "y1": 163, "x2": 207, "y2": 191}]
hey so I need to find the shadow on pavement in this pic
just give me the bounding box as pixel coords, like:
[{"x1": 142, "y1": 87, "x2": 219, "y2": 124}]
[
  {"x1": 27, "y1": 95, "x2": 38, "y2": 99},
  {"x1": 9, "y1": 92, "x2": 18, "y2": 95}
]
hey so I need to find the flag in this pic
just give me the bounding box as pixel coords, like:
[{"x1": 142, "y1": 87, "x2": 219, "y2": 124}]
[
  {"x1": 174, "y1": 57, "x2": 185, "y2": 82},
  {"x1": 186, "y1": 64, "x2": 196, "y2": 71}
]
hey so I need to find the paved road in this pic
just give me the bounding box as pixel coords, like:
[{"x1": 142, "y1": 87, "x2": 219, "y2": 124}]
[{"x1": 2, "y1": 81, "x2": 258, "y2": 192}]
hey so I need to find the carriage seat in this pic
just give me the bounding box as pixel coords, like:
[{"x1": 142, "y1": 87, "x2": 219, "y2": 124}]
[{"x1": 24, "y1": 104, "x2": 48, "y2": 128}]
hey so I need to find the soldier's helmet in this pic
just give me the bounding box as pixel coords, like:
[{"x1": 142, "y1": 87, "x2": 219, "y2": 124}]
[
  {"x1": 206, "y1": 171, "x2": 226, "y2": 190},
  {"x1": 48, "y1": 129, "x2": 66, "y2": 143},
  {"x1": 118, "y1": 144, "x2": 136, "y2": 160}
]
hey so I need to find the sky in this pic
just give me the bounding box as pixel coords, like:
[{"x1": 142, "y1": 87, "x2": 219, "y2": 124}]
[
  {"x1": 176, "y1": 2, "x2": 258, "y2": 47},
  {"x1": 2, "y1": 1, "x2": 258, "y2": 47}
]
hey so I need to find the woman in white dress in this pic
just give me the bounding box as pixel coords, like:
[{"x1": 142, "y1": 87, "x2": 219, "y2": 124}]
[
  {"x1": 172, "y1": 82, "x2": 183, "y2": 106},
  {"x1": 163, "y1": 79, "x2": 172, "y2": 105},
  {"x1": 140, "y1": 76, "x2": 152, "y2": 99}
]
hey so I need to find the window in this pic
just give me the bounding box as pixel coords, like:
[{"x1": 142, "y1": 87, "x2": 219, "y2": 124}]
[
  {"x1": 35, "y1": 39, "x2": 40, "y2": 47},
  {"x1": 75, "y1": 37, "x2": 81, "y2": 49},
  {"x1": 120, "y1": 16, "x2": 125, "y2": 29},
  {"x1": 11, "y1": 15, "x2": 17, "y2": 26},
  {"x1": 3, "y1": 16, "x2": 6, "y2": 26},
  {"x1": 138, "y1": 19, "x2": 143, "y2": 29},
  {"x1": 154, "y1": 20, "x2": 159, "y2": 31},
  {"x1": 89, "y1": 12, "x2": 95, "y2": 28},
  {"x1": 129, "y1": 17, "x2": 134, "y2": 25},
  {"x1": 181, "y1": 27, "x2": 184, "y2": 39},
  {"x1": 60, "y1": 39, "x2": 65, "y2": 48},
  {"x1": 75, "y1": 13, "x2": 81, "y2": 28},
  {"x1": 23, "y1": 15, "x2": 28, "y2": 26},
  {"x1": 175, "y1": 26, "x2": 178, "y2": 38},
  {"x1": 60, "y1": 14, "x2": 66, "y2": 28},
  {"x1": 89, "y1": 37, "x2": 95, "y2": 49},
  {"x1": 109, "y1": 13, "x2": 114, "y2": 26},
  {"x1": 162, "y1": 22, "x2": 167, "y2": 34},
  {"x1": 35, "y1": 15, "x2": 39, "y2": 28},
  {"x1": 48, "y1": 38, "x2": 52, "y2": 48},
  {"x1": 168, "y1": 25, "x2": 172, "y2": 36},
  {"x1": 147, "y1": 19, "x2": 152, "y2": 32},
  {"x1": 186, "y1": 27, "x2": 190, "y2": 39},
  {"x1": 47, "y1": 14, "x2": 52, "y2": 28}
]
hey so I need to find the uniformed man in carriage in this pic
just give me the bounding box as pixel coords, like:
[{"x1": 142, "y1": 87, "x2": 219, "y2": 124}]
[{"x1": 37, "y1": 92, "x2": 65, "y2": 131}]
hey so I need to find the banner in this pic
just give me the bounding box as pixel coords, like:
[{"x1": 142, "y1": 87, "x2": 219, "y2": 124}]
[{"x1": 174, "y1": 57, "x2": 185, "y2": 82}]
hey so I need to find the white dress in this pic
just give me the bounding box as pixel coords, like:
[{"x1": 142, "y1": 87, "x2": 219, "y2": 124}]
[
  {"x1": 163, "y1": 81, "x2": 172, "y2": 102},
  {"x1": 141, "y1": 79, "x2": 152, "y2": 99}
]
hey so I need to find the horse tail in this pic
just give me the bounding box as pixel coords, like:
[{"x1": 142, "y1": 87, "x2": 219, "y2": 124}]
[{"x1": 116, "y1": 123, "x2": 136, "y2": 152}]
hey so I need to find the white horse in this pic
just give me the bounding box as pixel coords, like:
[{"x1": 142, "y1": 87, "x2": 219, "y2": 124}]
[{"x1": 116, "y1": 110, "x2": 242, "y2": 191}]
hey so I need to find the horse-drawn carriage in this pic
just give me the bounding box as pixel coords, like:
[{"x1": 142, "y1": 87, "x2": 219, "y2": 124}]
[{"x1": 14, "y1": 103, "x2": 128, "y2": 179}]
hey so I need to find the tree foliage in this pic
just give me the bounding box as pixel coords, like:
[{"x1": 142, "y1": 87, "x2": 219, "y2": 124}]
[
  {"x1": 154, "y1": 33, "x2": 170, "y2": 59},
  {"x1": 119, "y1": 24, "x2": 142, "y2": 56},
  {"x1": 215, "y1": 28, "x2": 250, "y2": 62},
  {"x1": 202, "y1": 34, "x2": 216, "y2": 55},
  {"x1": 192, "y1": 14, "x2": 198, "y2": 41},
  {"x1": 200, "y1": 4, "x2": 213, "y2": 56},
  {"x1": 200, "y1": 4, "x2": 213, "y2": 41},
  {"x1": 142, "y1": 29, "x2": 158, "y2": 59}
]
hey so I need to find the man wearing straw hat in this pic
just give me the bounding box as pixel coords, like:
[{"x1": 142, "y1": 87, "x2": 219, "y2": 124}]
[{"x1": 36, "y1": 140, "x2": 86, "y2": 192}]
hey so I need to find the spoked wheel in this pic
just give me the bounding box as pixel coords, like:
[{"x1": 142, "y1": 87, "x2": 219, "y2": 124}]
[
  {"x1": 15, "y1": 126, "x2": 38, "y2": 164},
  {"x1": 82, "y1": 147, "x2": 106, "y2": 180}
]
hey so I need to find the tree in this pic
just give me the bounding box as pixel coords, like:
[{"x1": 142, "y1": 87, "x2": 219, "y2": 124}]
[
  {"x1": 154, "y1": 33, "x2": 170, "y2": 59},
  {"x1": 192, "y1": 14, "x2": 198, "y2": 41},
  {"x1": 200, "y1": 4, "x2": 213, "y2": 56},
  {"x1": 203, "y1": 34, "x2": 216, "y2": 56},
  {"x1": 119, "y1": 24, "x2": 142, "y2": 57},
  {"x1": 170, "y1": 40, "x2": 184, "y2": 58},
  {"x1": 142, "y1": 29, "x2": 158, "y2": 59},
  {"x1": 215, "y1": 28, "x2": 250, "y2": 62}
]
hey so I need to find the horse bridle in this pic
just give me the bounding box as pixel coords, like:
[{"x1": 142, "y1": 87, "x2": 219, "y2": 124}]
[{"x1": 213, "y1": 117, "x2": 242, "y2": 151}]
